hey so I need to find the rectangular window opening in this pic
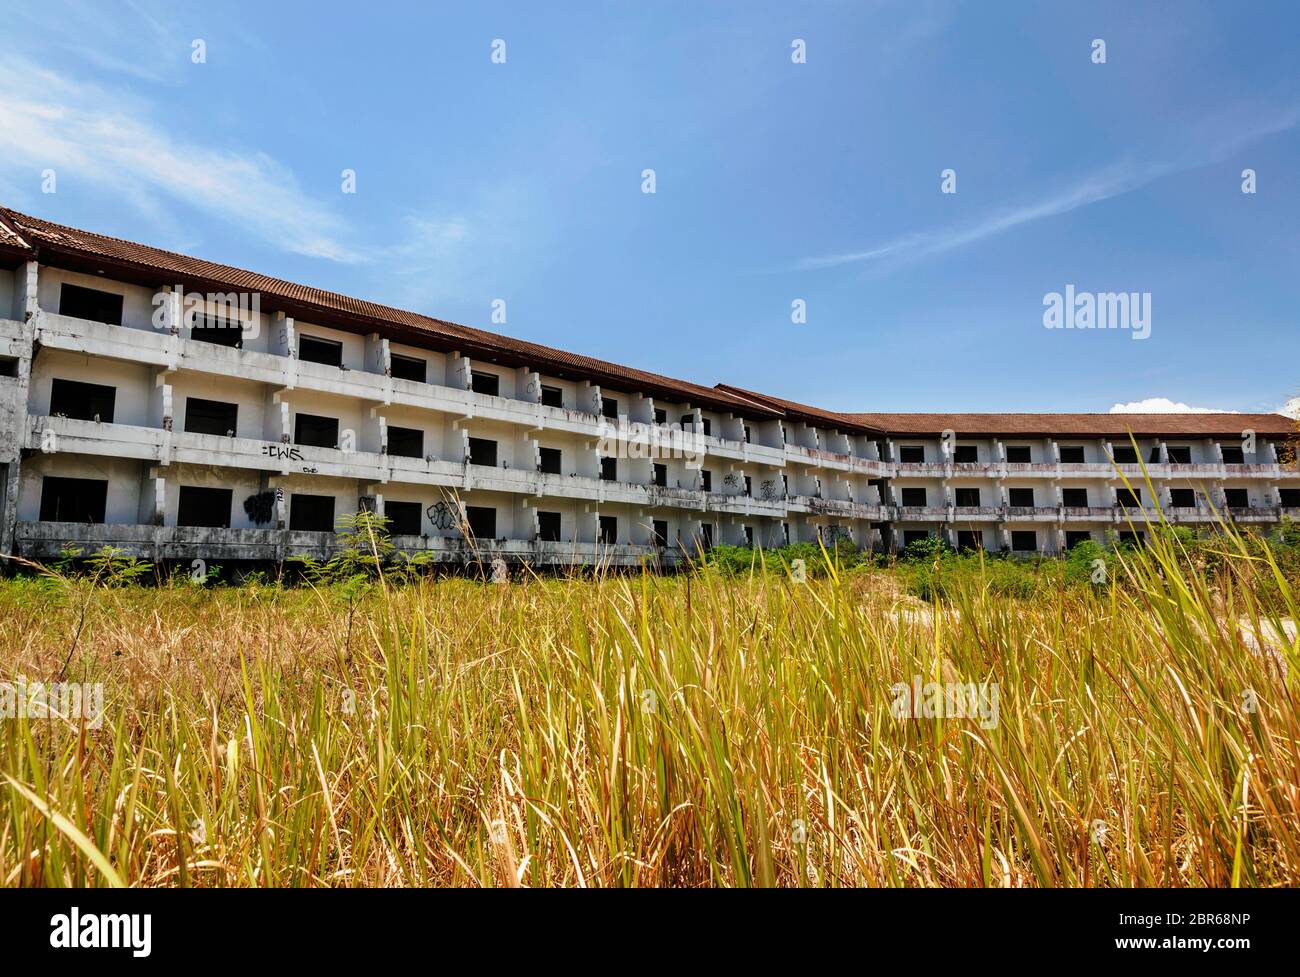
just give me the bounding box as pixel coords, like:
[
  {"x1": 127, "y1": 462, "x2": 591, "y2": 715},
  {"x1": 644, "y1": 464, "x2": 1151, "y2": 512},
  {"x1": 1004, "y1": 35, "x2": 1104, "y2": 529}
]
[
  {"x1": 39, "y1": 476, "x2": 107, "y2": 523},
  {"x1": 289, "y1": 493, "x2": 335, "y2": 532},
  {"x1": 49, "y1": 378, "x2": 116, "y2": 423},
  {"x1": 184, "y1": 397, "x2": 238, "y2": 437},
  {"x1": 298, "y1": 335, "x2": 343, "y2": 368},
  {"x1": 177, "y1": 486, "x2": 232, "y2": 528},
  {"x1": 390, "y1": 354, "x2": 427, "y2": 383}
]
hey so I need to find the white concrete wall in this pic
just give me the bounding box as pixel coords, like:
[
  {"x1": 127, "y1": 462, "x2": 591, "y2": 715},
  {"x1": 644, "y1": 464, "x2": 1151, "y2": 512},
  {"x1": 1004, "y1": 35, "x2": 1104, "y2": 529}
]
[
  {"x1": 17, "y1": 453, "x2": 143, "y2": 524},
  {"x1": 29, "y1": 350, "x2": 152, "y2": 426},
  {"x1": 172, "y1": 373, "x2": 268, "y2": 440},
  {"x1": 40, "y1": 268, "x2": 158, "y2": 332}
]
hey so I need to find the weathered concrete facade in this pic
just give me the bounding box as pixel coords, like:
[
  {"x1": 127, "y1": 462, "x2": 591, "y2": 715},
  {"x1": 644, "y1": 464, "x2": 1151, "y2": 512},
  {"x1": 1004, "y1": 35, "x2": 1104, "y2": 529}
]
[{"x1": 0, "y1": 207, "x2": 1295, "y2": 570}]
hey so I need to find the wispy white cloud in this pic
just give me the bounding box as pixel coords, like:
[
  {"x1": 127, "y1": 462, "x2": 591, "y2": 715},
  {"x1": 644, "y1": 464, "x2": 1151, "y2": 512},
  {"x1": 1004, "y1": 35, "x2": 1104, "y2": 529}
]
[
  {"x1": 1109, "y1": 397, "x2": 1232, "y2": 414},
  {"x1": 0, "y1": 56, "x2": 361, "y2": 262},
  {"x1": 800, "y1": 104, "x2": 1300, "y2": 272}
]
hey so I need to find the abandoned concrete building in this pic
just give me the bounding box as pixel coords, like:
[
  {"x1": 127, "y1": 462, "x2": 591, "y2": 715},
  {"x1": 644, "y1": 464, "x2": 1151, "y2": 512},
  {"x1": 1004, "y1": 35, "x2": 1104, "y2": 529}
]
[{"x1": 0, "y1": 206, "x2": 1296, "y2": 570}]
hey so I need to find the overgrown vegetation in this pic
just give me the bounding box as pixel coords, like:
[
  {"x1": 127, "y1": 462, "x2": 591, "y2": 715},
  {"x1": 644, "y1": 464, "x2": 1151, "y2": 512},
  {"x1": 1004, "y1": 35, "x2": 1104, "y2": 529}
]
[{"x1": 0, "y1": 502, "x2": 1296, "y2": 887}]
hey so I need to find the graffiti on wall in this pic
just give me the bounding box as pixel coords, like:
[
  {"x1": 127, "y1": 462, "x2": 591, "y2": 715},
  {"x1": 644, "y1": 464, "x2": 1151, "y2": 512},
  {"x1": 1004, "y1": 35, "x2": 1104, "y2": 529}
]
[
  {"x1": 243, "y1": 488, "x2": 281, "y2": 525},
  {"x1": 426, "y1": 500, "x2": 458, "y2": 531}
]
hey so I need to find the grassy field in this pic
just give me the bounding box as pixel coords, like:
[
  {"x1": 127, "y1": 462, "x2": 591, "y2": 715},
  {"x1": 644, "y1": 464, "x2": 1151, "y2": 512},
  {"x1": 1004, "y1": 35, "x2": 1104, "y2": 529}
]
[{"x1": 0, "y1": 523, "x2": 1297, "y2": 887}]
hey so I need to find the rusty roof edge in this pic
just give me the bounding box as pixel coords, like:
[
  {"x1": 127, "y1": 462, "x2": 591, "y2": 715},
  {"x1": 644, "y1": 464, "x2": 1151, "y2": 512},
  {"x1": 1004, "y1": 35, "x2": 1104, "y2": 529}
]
[
  {"x1": 0, "y1": 210, "x2": 34, "y2": 256},
  {"x1": 714, "y1": 383, "x2": 887, "y2": 436}
]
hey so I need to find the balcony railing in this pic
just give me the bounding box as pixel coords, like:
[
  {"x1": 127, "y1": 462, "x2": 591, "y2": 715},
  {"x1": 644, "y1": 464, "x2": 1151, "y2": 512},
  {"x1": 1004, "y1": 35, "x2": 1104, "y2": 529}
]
[{"x1": 13, "y1": 521, "x2": 689, "y2": 565}]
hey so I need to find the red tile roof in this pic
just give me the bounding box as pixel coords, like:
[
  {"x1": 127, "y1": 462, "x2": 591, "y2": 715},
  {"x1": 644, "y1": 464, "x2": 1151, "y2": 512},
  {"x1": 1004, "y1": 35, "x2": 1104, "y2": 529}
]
[
  {"x1": 2, "y1": 205, "x2": 1292, "y2": 442},
  {"x1": 845, "y1": 412, "x2": 1296, "y2": 438},
  {"x1": 0, "y1": 206, "x2": 779, "y2": 419},
  {"x1": 713, "y1": 383, "x2": 886, "y2": 436}
]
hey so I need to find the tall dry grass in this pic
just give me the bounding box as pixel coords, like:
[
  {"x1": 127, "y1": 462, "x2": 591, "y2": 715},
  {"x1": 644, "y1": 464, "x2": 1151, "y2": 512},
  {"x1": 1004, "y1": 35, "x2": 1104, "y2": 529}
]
[{"x1": 0, "y1": 524, "x2": 1296, "y2": 887}]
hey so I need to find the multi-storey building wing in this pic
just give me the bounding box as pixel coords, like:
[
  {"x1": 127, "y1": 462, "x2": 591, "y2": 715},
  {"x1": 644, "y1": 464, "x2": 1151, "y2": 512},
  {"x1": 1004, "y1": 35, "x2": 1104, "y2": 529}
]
[{"x1": 0, "y1": 206, "x2": 1295, "y2": 569}]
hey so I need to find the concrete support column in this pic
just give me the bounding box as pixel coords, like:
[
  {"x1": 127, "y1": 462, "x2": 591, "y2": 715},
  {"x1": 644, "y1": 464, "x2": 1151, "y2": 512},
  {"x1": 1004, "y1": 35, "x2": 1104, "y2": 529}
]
[
  {"x1": 0, "y1": 461, "x2": 19, "y2": 560},
  {"x1": 275, "y1": 313, "x2": 297, "y2": 389},
  {"x1": 516, "y1": 366, "x2": 540, "y2": 403},
  {"x1": 153, "y1": 476, "x2": 166, "y2": 525},
  {"x1": 580, "y1": 380, "x2": 602, "y2": 418},
  {"x1": 21, "y1": 261, "x2": 39, "y2": 320},
  {"x1": 448, "y1": 352, "x2": 472, "y2": 391}
]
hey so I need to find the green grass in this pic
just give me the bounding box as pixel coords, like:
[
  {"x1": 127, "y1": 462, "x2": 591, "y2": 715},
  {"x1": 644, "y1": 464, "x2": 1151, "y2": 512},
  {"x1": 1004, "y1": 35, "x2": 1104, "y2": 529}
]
[{"x1": 0, "y1": 520, "x2": 1297, "y2": 887}]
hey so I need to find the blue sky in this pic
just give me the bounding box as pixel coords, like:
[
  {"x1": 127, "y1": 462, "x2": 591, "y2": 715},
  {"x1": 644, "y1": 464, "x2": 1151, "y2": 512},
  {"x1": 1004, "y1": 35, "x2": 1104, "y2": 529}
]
[{"x1": 0, "y1": 0, "x2": 1296, "y2": 415}]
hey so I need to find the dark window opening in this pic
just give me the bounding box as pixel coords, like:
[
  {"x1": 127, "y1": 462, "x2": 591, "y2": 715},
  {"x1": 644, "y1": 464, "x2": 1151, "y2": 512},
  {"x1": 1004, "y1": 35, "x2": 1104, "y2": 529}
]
[
  {"x1": 387, "y1": 426, "x2": 423, "y2": 459},
  {"x1": 1008, "y1": 488, "x2": 1035, "y2": 507},
  {"x1": 289, "y1": 494, "x2": 335, "y2": 532},
  {"x1": 955, "y1": 487, "x2": 980, "y2": 507},
  {"x1": 177, "y1": 486, "x2": 232, "y2": 528},
  {"x1": 538, "y1": 447, "x2": 562, "y2": 475},
  {"x1": 465, "y1": 505, "x2": 496, "y2": 539},
  {"x1": 468, "y1": 437, "x2": 498, "y2": 467},
  {"x1": 1006, "y1": 446, "x2": 1032, "y2": 463},
  {"x1": 700, "y1": 523, "x2": 714, "y2": 548},
  {"x1": 742, "y1": 526, "x2": 753, "y2": 548},
  {"x1": 1169, "y1": 488, "x2": 1196, "y2": 508},
  {"x1": 701, "y1": 469, "x2": 712, "y2": 492},
  {"x1": 954, "y1": 445, "x2": 978, "y2": 463},
  {"x1": 1116, "y1": 488, "x2": 1142, "y2": 508},
  {"x1": 1167, "y1": 446, "x2": 1192, "y2": 464},
  {"x1": 600, "y1": 457, "x2": 617, "y2": 481},
  {"x1": 702, "y1": 418, "x2": 711, "y2": 437},
  {"x1": 1279, "y1": 489, "x2": 1300, "y2": 507},
  {"x1": 386, "y1": 500, "x2": 422, "y2": 536},
  {"x1": 601, "y1": 396, "x2": 619, "y2": 419},
  {"x1": 743, "y1": 475, "x2": 752, "y2": 496},
  {"x1": 1011, "y1": 531, "x2": 1038, "y2": 552},
  {"x1": 1112, "y1": 446, "x2": 1138, "y2": 464},
  {"x1": 1059, "y1": 446, "x2": 1085, "y2": 464},
  {"x1": 59, "y1": 284, "x2": 122, "y2": 326},
  {"x1": 653, "y1": 407, "x2": 667, "y2": 424},
  {"x1": 1220, "y1": 446, "x2": 1245, "y2": 464},
  {"x1": 49, "y1": 378, "x2": 116, "y2": 423},
  {"x1": 39, "y1": 476, "x2": 107, "y2": 523},
  {"x1": 0, "y1": 357, "x2": 17, "y2": 378},
  {"x1": 1148, "y1": 446, "x2": 1162, "y2": 463},
  {"x1": 295, "y1": 413, "x2": 339, "y2": 449},
  {"x1": 1065, "y1": 531, "x2": 1092, "y2": 549},
  {"x1": 298, "y1": 335, "x2": 343, "y2": 367},
  {"x1": 599, "y1": 516, "x2": 617, "y2": 544},
  {"x1": 537, "y1": 511, "x2": 562, "y2": 542},
  {"x1": 652, "y1": 520, "x2": 669, "y2": 547},
  {"x1": 471, "y1": 371, "x2": 500, "y2": 396},
  {"x1": 653, "y1": 463, "x2": 667, "y2": 487},
  {"x1": 1224, "y1": 488, "x2": 1249, "y2": 508},
  {"x1": 902, "y1": 530, "x2": 929, "y2": 547},
  {"x1": 390, "y1": 354, "x2": 426, "y2": 383},
  {"x1": 540, "y1": 385, "x2": 563, "y2": 408},
  {"x1": 1062, "y1": 488, "x2": 1089, "y2": 507},
  {"x1": 184, "y1": 397, "x2": 238, "y2": 437},
  {"x1": 1118, "y1": 530, "x2": 1144, "y2": 546},
  {"x1": 190, "y1": 315, "x2": 243, "y2": 349},
  {"x1": 957, "y1": 530, "x2": 983, "y2": 551},
  {"x1": 743, "y1": 425, "x2": 751, "y2": 443},
  {"x1": 899, "y1": 445, "x2": 925, "y2": 463},
  {"x1": 900, "y1": 487, "x2": 927, "y2": 507}
]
